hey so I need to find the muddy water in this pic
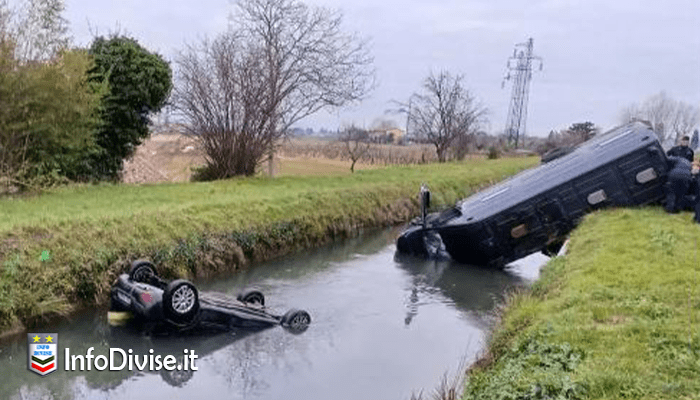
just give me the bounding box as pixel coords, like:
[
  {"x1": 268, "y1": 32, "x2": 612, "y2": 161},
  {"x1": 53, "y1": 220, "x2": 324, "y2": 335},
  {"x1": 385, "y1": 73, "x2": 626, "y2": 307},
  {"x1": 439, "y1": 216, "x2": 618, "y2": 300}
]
[{"x1": 0, "y1": 228, "x2": 548, "y2": 400}]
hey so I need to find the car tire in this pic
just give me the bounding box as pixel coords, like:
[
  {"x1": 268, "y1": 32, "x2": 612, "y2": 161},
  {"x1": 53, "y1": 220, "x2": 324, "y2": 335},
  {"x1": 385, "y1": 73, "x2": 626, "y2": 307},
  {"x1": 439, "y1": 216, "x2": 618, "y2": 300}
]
[
  {"x1": 237, "y1": 289, "x2": 265, "y2": 306},
  {"x1": 281, "y1": 309, "x2": 311, "y2": 333},
  {"x1": 129, "y1": 260, "x2": 156, "y2": 283},
  {"x1": 163, "y1": 279, "x2": 199, "y2": 324}
]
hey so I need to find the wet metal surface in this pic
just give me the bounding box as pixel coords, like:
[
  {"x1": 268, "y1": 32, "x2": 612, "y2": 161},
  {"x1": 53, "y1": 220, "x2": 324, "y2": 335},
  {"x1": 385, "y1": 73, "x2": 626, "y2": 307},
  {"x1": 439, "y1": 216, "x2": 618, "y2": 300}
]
[{"x1": 0, "y1": 228, "x2": 548, "y2": 400}]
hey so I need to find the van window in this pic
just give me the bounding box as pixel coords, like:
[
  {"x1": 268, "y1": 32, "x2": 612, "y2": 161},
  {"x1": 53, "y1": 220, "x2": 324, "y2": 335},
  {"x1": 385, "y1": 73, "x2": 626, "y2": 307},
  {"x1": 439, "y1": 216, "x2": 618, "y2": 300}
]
[
  {"x1": 635, "y1": 168, "x2": 657, "y2": 184},
  {"x1": 587, "y1": 190, "x2": 607, "y2": 205}
]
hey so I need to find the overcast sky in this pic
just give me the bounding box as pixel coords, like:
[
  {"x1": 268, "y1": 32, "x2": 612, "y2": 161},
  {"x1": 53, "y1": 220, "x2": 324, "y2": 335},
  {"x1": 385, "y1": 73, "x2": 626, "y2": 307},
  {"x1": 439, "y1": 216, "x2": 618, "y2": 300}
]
[{"x1": 51, "y1": 0, "x2": 700, "y2": 136}]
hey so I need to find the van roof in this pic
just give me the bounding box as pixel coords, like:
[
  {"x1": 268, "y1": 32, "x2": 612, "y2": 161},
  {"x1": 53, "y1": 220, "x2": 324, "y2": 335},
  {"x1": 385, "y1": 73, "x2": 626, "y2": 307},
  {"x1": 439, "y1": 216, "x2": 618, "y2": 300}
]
[{"x1": 452, "y1": 122, "x2": 661, "y2": 223}]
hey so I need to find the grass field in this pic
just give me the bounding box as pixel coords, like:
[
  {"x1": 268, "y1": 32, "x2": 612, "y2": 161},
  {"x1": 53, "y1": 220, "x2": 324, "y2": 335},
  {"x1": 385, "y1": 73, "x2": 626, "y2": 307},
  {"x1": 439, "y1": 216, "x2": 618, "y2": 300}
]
[
  {"x1": 463, "y1": 208, "x2": 700, "y2": 399},
  {"x1": 275, "y1": 156, "x2": 376, "y2": 176},
  {"x1": 0, "y1": 157, "x2": 538, "y2": 335}
]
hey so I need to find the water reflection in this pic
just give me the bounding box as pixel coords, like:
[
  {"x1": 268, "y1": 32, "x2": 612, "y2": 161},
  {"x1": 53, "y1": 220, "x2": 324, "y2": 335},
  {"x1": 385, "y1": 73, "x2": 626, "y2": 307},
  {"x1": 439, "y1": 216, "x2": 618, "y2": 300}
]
[
  {"x1": 1, "y1": 314, "x2": 311, "y2": 400},
  {"x1": 394, "y1": 253, "x2": 535, "y2": 329}
]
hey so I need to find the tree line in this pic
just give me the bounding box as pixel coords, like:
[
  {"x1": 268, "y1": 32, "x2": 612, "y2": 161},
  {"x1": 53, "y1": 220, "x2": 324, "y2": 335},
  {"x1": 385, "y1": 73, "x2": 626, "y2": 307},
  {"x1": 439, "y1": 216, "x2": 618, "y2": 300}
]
[{"x1": 620, "y1": 91, "x2": 700, "y2": 146}]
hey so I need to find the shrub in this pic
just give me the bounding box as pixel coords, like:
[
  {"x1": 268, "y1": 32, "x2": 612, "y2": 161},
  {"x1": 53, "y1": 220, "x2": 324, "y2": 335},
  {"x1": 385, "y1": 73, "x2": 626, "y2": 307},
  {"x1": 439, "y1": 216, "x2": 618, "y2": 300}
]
[
  {"x1": 0, "y1": 47, "x2": 104, "y2": 189},
  {"x1": 87, "y1": 35, "x2": 172, "y2": 180},
  {"x1": 487, "y1": 146, "x2": 500, "y2": 159}
]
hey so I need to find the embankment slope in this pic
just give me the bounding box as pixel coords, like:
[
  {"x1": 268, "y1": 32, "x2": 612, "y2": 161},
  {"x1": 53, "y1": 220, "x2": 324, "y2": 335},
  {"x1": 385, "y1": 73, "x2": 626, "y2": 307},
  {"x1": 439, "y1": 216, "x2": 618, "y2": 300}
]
[
  {"x1": 0, "y1": 158, "x2": 537, "y2": 336},
  {"x1": 464, "y1": 208, "x2": 700, "y2": 399}
]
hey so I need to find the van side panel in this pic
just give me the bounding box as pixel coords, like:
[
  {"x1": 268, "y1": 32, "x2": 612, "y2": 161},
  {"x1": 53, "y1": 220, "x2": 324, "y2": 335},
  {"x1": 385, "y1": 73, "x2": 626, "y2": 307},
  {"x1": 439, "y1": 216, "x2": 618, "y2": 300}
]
[{"x1": 438, "y1": 143, "x2": 668, "y2": 266}]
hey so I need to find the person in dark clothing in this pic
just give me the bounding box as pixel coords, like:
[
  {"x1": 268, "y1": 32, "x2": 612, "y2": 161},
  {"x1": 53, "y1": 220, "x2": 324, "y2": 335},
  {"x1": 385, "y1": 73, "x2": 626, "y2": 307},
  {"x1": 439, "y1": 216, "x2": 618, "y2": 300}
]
[
  {"x1": 667, "y1": 136, "x2": 694, "y2": 162},
  {"x1": 664, "y1": 155, "x2": 692, "y2": 213},
  {"x1": 692, "y1": 161, "x2": 700, "y2": 223}
]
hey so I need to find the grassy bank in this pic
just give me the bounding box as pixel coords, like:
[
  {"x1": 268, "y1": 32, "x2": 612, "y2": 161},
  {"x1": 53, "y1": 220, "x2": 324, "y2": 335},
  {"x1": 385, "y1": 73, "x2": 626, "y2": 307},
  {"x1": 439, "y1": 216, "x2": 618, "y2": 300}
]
[
  {"x1": 464, "y1": 208, "x2": 700, "y2": 399},
  {"x1": 0, "y1": 157, "x2": 537, "y2": 335}
]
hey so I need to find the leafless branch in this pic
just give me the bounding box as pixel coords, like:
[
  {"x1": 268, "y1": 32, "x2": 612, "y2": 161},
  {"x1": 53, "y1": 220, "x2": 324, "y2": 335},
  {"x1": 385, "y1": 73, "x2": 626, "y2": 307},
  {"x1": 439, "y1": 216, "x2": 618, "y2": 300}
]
[
  {"x1": 173, "y1": 0, "x2": 374, "y2": 178},
  {"x1": 404, "y1": 71, "x2": 488, "y2": 162},
  {"x1": 338, "y1": 125, "x2": 370, "y2": 173},
  {"x1": 620, "y1": 92, "x2": 700, "y2": 144}
]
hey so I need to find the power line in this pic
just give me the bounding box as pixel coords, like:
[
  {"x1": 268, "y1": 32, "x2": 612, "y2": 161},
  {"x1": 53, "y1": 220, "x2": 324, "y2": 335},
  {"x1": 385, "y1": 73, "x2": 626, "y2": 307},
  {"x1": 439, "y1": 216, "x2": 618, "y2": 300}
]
[{"x1": 502, "y1": 38, "x2": 543, "y2": 148}]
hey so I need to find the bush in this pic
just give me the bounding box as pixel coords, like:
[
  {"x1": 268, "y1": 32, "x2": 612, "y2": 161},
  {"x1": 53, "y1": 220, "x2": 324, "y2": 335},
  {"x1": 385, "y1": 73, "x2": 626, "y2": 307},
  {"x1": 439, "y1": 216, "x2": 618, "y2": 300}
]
[
  {"x1": 487, "y1": 146, "x2": 500, "y2": 159},
  {"x1": 87, "y1": 35, "x2": 172, "y2": 180},
  {"x1": 0, "y1": 47, "x2": 104, "y2": 189},
  {"x1": 190, "y1": 165, "x2": 221, "y2": 182}
]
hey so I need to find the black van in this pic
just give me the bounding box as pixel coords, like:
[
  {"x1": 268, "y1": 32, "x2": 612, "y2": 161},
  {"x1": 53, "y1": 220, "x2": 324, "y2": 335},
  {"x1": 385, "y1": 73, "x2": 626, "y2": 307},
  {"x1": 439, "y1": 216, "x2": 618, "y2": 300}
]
[{"x1": 396, "y1": 122, "x2": 669, "y2": 266}]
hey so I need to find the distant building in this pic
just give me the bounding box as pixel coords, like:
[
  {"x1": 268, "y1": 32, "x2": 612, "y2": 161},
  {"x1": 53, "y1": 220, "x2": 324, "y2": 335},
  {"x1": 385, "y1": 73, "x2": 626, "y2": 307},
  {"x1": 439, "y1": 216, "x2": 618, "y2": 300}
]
[{"x1": 368, "y1": 128, "x2": 406, "y2": 144}]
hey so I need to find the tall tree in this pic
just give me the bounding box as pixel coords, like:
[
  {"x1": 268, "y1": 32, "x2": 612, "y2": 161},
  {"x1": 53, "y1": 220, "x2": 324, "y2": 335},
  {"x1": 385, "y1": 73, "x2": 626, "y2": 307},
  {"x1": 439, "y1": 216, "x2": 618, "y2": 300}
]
[
  {"x1": 669, "y1": 101, "x2": 699, "y2": 144},
  {"x1": 12, "y1": 0, "x2": 71, "y2": 62},
  {"x1": 174, "y1": 0, "x2": 374, "y2": 178},
  {"x1": 406, "y1": 71, "x2": 487, "y2": 162},
  {"x1": 233, "y1": 0, "x2": 374, "y2": 132},
  {"x1": 621, "y1": 92, "x2": 700, "y2": 144},
  {"x1": 0, "y1": 1, "x2": 10, "y2": 38},
  {"x1": 567, "y1": 121, "x2": 598, "y2": 143},
  {"x1": 87, "y1": 35, "x2": 172, "y2": 180}
]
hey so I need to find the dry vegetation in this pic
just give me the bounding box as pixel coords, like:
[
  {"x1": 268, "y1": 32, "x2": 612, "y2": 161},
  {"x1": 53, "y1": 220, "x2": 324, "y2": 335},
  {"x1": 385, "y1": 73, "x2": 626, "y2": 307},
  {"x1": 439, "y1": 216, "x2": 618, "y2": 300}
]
[
  {"x1": 279, "y1": 137, "x2": 446, "y2": 165},
  {"x1": 122, "y1": 132, "x2": 201, "y2": 183},
  {"x1": 122, "y1": 129, "x2": 490, "y2": 183}
]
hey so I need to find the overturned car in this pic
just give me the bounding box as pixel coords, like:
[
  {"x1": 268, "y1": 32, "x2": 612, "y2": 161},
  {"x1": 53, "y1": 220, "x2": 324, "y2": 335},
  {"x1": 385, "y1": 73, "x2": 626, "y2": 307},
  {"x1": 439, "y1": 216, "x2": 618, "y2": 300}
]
[
  {"x1": 110, "y1": 260, "x2": 311, "y2": 333},
  {"x1": 397, "y1": 122, "x2": 670, "y2": 266}
]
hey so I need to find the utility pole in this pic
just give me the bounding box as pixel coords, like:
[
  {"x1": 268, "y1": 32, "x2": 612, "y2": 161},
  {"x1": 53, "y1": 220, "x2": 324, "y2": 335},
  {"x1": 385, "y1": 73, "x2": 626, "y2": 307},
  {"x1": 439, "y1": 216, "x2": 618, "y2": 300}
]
[{"x1": 502, "y1": 38, "x2": 543, "y2": 148}]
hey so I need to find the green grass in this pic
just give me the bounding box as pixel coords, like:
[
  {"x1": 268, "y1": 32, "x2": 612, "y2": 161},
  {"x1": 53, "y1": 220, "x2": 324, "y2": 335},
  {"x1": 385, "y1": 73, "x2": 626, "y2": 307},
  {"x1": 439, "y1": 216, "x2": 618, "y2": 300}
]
[
  {"x1": 276, "y1": 156, "x2": 375, "y2": 176},
  {"x1": 0, "y1": 157, "x2": 537, "y2": 334},
  {"x1": 464, "y1": 208, "x2": 700, "y2": 400}
]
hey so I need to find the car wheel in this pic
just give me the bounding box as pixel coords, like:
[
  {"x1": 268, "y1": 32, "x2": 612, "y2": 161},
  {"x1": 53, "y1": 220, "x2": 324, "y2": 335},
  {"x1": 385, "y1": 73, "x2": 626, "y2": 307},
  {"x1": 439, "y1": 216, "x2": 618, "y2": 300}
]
[
  {"x1": 163, "y1": 279, "x2": 199, "y2": 324},
  {"x1": 237, "y1": 289, "x2": 265, "y2": 306},
  {"x1": 281, "y1": 309, "x2": 311, "y2": 333},
  {"x1": 129, "y1": 260, "x2": 156, "y2": 283}
]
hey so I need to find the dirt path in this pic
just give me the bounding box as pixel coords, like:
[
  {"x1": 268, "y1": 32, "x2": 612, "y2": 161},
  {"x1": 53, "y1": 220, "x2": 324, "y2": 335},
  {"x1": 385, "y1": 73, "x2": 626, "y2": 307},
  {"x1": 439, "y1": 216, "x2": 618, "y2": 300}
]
[{"x1": 122, "y1": 132, "x2": 203, "y2": 183}]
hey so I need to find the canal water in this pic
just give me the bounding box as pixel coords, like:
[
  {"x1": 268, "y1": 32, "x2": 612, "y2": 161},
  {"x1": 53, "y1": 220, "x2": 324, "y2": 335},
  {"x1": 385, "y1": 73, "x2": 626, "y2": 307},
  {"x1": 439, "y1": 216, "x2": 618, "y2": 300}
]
[{"x1": 0, "y1": 228, "x2": 548, "y2": 400}]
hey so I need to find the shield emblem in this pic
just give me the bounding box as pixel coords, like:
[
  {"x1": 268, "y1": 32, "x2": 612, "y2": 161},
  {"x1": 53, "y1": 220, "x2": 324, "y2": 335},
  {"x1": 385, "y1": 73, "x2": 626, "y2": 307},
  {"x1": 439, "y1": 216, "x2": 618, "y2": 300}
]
[{"x1": 28, "y1": 333, "x2": 58, "y2": 376}]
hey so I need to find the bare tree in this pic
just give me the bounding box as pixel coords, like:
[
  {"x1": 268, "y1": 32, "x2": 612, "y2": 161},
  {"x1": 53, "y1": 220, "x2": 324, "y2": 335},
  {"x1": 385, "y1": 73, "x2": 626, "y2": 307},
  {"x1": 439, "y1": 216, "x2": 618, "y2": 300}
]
[
  {"x1": 669, "y1": 101, "x2": 700, "y2": 144},
  {"x1": 233, "y1": 0, "x2": 374, "y2": 134},
  {"x1": 405, "y1": 71, "x2": 487, "y2": 162},
  {"x1": 0, "y1": 1, "x2": 10, "y2": 36},
  {"x1": 621, "y1": 92, "x2": 700, "y2": 144},
  {"x1": 339, "y1": 125, "x2": 370, "y2": 173},
  {"x1": 11, "y1": 0, "x2": 71, "y2": 62},
  {"x1": 174, "y1": 0, "x2": 374, "y2": 178},
  {"x1": 174, "y1": 33, "x2": 268, "y2": 178}
]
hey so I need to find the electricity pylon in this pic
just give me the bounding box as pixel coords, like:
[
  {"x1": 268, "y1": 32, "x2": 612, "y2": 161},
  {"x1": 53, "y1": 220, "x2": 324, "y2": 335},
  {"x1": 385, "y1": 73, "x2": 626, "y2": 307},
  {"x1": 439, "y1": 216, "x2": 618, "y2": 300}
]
[{"x1": 502, "y1": 38, "x2": 543, "y2": 148}]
